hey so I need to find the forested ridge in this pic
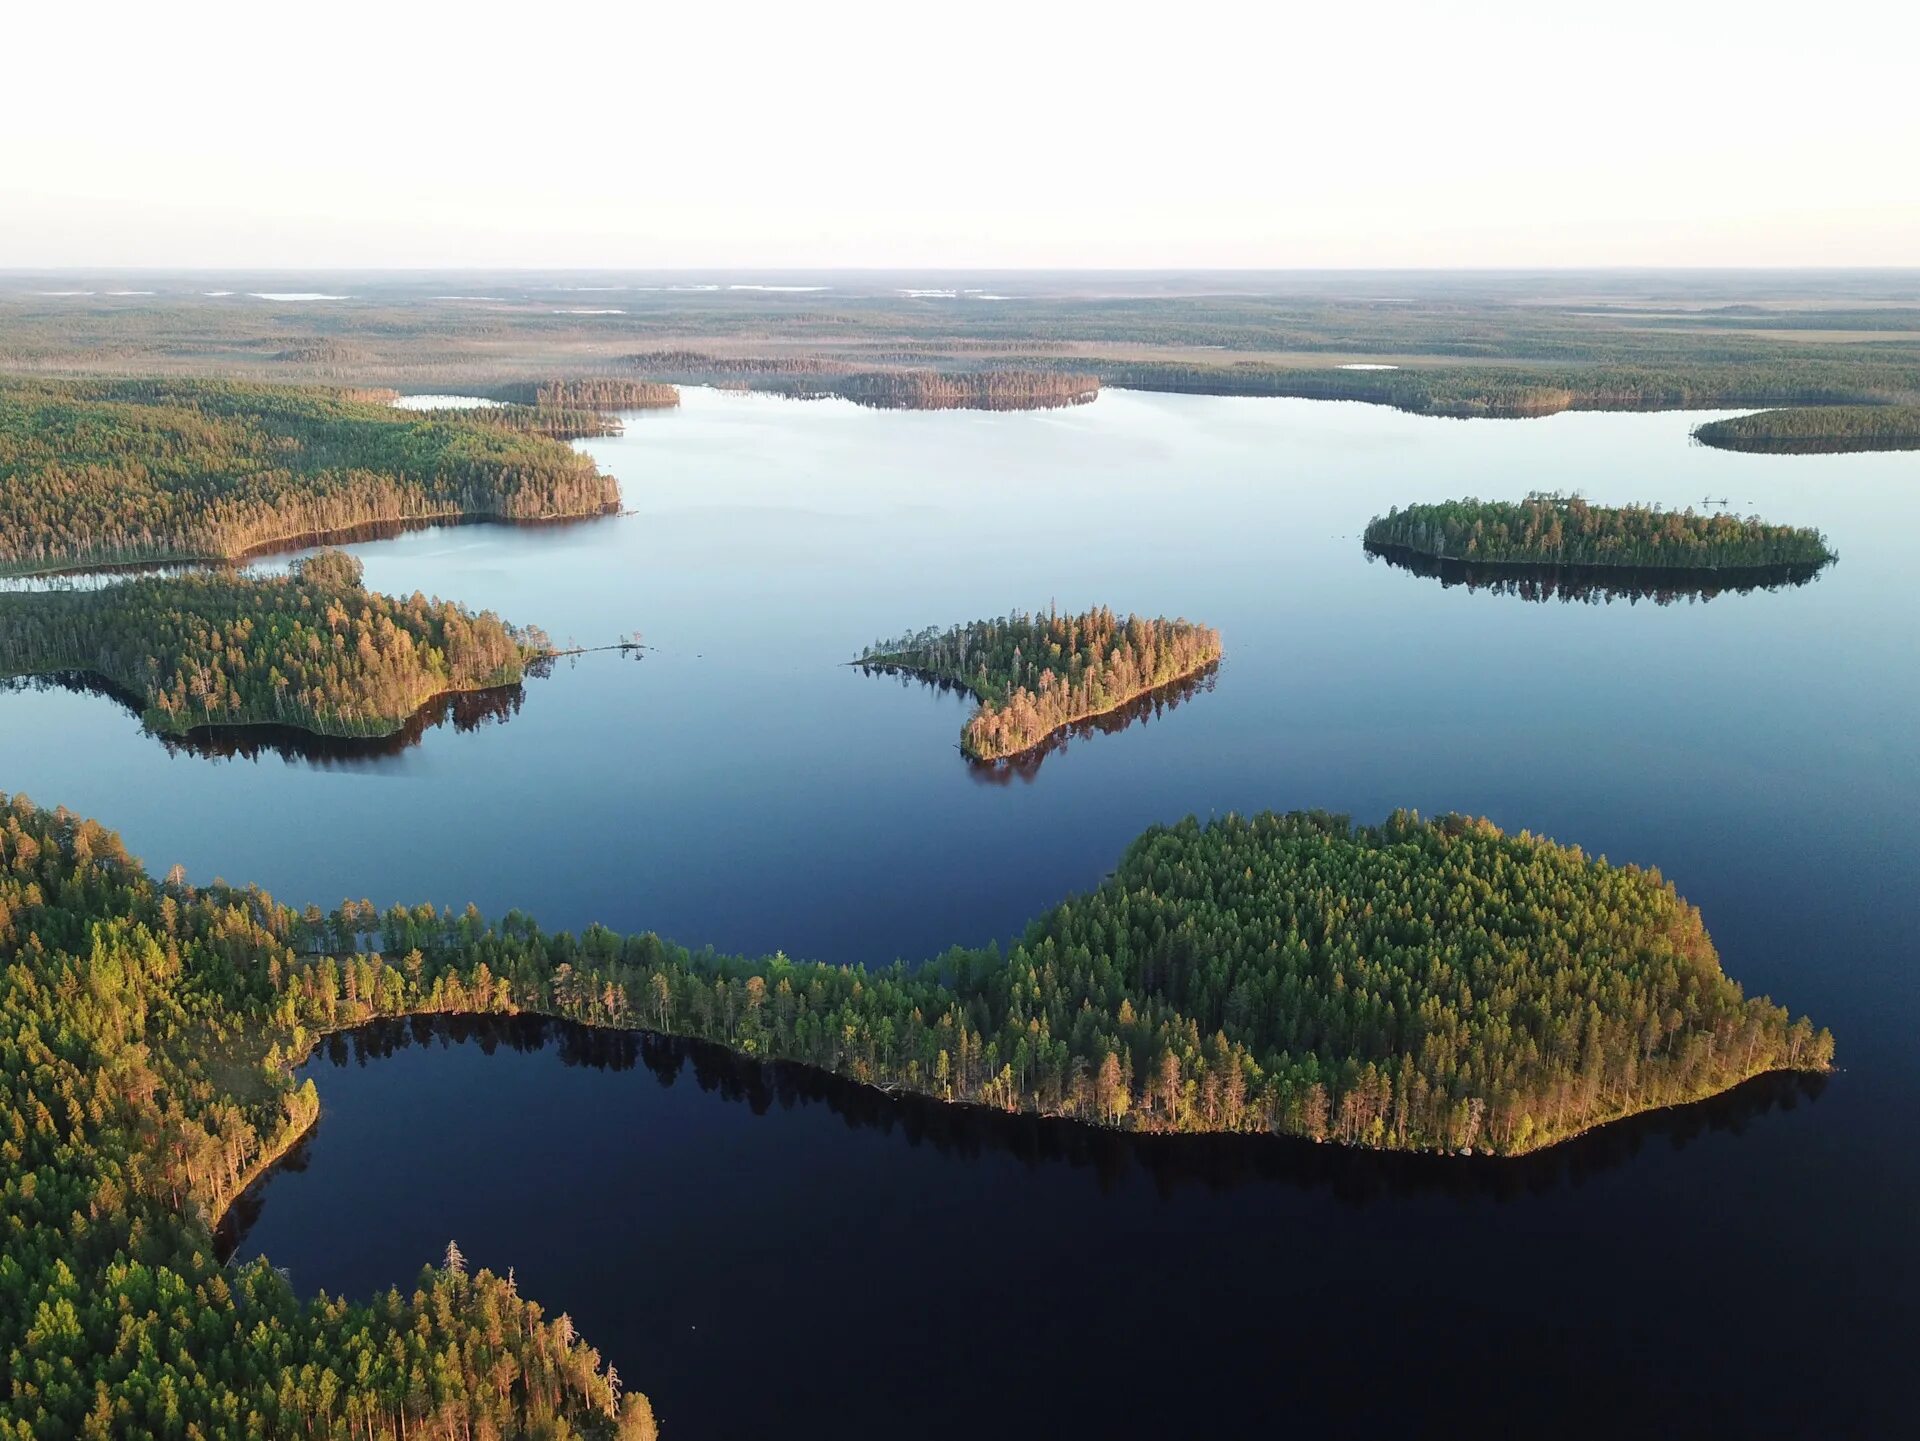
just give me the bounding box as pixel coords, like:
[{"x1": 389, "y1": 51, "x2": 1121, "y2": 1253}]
[
  {"x1": 0, "y1": 551, "x2": 550, "y2": 739},
  {"x1": 861, "y1": 608, "x2": 1222, "y2": 760},
  {"x1": 0, "y1": 377, "x2": 620, "y2": 576},
  {"x1": 1365, "y1": 494, "x2": 1835, "y2": 571},
  {"x1": 1693, "y1": 405, "x2": 1920, "y2": 454},
  {"x1": 0, "y1": 796, "x2": 1829, "y2": 1433}
]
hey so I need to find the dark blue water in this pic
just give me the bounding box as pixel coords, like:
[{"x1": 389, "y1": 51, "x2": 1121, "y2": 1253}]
[{"x1": 5, "y1": 388, "x2": 1917, "y2": 1437}]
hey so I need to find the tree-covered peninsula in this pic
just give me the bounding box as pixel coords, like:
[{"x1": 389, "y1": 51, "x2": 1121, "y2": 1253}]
[
  {"x1": 0, "y1": 377, "x2": 621, "y2": 577},
  {"x1": 861, "y1": 608, "x2": 1222, "y2": 760},
  {"x1": 1693, "y1": 405, "x2": 1920, "y2": 454},
  {"x1": 0, "y1": 551, "x2": 551, "y2": 739},
  {"x1": 0, "y1": 796, "x2": 1828, "y2": 1434},
  {"x1": 1365, "y1": 493, "x2": 1834, "y2": 571}
]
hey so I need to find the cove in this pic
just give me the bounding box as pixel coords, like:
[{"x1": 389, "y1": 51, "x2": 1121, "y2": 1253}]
[{"x1": 229, "y1": 1015, "x2": 1839, "y2": 1439}]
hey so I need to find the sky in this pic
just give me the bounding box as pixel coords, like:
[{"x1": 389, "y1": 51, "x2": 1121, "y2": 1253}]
[{"x1": 7, "y1": 0, "x2": 1917, "y2": 270}]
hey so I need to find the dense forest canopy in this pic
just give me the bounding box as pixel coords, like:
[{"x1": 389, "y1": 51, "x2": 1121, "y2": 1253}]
[
  {"x1": 0, "y1": 795, "x2": 656, "y2": 1441},
  {"x1": 0, "y1": 377, "x2": 620, "y2": 576},
  {"x1": 0, "y1": 555, "x2": 550, "y2": 738},
  {"x1": 1365, "y1": 493, "x2": 1835, "y2": 571},
  {"x1": 1693, "y1": 405, "x2": 1920, "y2": 454},
  {"x1": 862, "y1": 608, "x2": 1222, "y2": 760},
  {"x1": 0, "y1": 794, "x2": 1829, "y2": 1433}
]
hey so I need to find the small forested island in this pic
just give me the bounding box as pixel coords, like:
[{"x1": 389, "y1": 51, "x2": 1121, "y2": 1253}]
[
  {"x1": 0, "y1": 376, "x2": 621, "y2": 576},
  {"x1": 0, "y1": 797, "x2": 1829, "y2": 1435},
  {"x1": 831, "y1": 369, "x2": 1099, "y2": 410},
  {"x1": 1693, "y1": 405, "x2": 1920, "y2": 454},
  {"x1": 0, "y1": 550, "x2": 551, "y2": 738},
  {"x1": 624, "y1": 353, "x2": 1099, "y2": 411},
  {"x1": 1365, "y1": 493, "x2": 1835, "y2": 572},
  {"x1": 861, "y1": 607, "x2": 1222, "y2": 760},
  {"x1": 486, "y1": 378, "x2": 681, "y2": 410}
]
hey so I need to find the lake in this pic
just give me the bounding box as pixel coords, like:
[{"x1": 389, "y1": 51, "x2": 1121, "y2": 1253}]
[{"x1": 4, "y1": 387, "x2": 1916, "y2": 1436}]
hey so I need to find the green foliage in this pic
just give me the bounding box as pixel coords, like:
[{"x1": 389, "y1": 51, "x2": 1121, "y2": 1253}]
[
  {"x1": 0, "y1": 794, "x2": 648, "y2": 1440},
  {"x1": 862, "y1": 608, "x2": 1222, "y2": 759},
  {"x1": 0, "y1": 793, "x2": 1833, "y2": 1432},
  {"x1": 0, "y1": 377, "x2": 621, "y2": 576},
  {"x1": 1365, "y1": 493, "x2": 1835, "y2": 570},
  {"x1": 1693, "y1": 405, "x2": 1920, "y2": 453},
  {"x1": 0, "y1": 561, "x2": 549, "y2": 738}
]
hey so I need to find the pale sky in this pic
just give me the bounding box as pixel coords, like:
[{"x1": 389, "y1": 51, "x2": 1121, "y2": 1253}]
[{"x1": 8, "y1": 0, "x2": 1917, "y2": 270}]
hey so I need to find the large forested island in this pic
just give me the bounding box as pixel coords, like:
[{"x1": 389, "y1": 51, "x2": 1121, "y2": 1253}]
[
  {"x1": 1365, "y1": 493, "x2": 1835, "y2": 572},
  {"x1": 1693, "y1": 405, "x2": 1920, "y2": 454},
  {"x1": 0, "y1": 376, "x2": 621, "y2": 576},
  {"x1": 0, "y1": 551, "x2": 550, "y2": 739},
  {"x1": 0, "y1": 796, "x2": 1828, "y2": 1434},
  {"x1": 861, "y1": 608, "x2": 1223, "y2": 760}
]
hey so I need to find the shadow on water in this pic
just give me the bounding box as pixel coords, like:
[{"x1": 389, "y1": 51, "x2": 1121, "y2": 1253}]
[
  {"x1": 0, "y1": 670, "x2": 528, "y2": 766},
  {"x1": 857, "y1": 661, "x2": 1221, "y2": 783},
  {"x1": 1363, "y1": 541, "x2": 1830, "y2": 605},
  {"x1": 216, "y1": 1012, "x2": 1828, "y2": 1259}
]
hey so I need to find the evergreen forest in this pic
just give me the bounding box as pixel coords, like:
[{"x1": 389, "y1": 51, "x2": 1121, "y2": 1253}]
[
  {"x1": 0, "y1": 378, "x2": 620, "y2": 576},
  {"x1": 861, "y1": 608, "x2": 1223, "y2": 760},
  {"x1": 1364, "y1": 494, "x2": 1835, "y2": 570},
  {"x1": 0, "y1": 552, "x2": 549, "y2": 738}
]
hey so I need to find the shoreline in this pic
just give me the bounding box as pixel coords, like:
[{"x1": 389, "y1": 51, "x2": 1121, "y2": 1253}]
[
  {"x1": 0, "y1": 665, "x2": 531, "y2": 746},
  {"x1": 1363, "y1": 539, "x2": 1833, "y2": 588},
  {"x1": 859, "y1": 650, "x2": 1226, "y2": 763},
  {"x1": 210, "y1": 1000, "x2": 1834, "y2": 1250},
  {"x1": 0, "y1": 503, "x2": 622, "y2": 582}
]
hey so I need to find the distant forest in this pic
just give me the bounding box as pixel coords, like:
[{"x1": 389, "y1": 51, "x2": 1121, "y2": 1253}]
[
  {"x1": 1092, "y1": 358, "x2": 1920, "y2": 418},
  {"x1": 0, "y1": 377, "x2": 620, "y2": 576},
  {"x1": 481, "y1": 378, "x2": 681, "y2": 410},
  {"x1": 862, "y1": 608, "x2": 1222, "y2": 759},
  {"x1": 0, "y1": 551, "x2": 548, "y2": 738},
  {"x1": 1693, "y1": 405, "x2": 1920, "y2": 453},
  {"x1": 626, "y1": 354, "x2": 1099, "y2": 410},
  {"x1": 7, "y1": 278, "x2": 1920, "y2": 440},
  {"x1": 1365, "y1": 494, "x2": 1835, "y2": 571}
]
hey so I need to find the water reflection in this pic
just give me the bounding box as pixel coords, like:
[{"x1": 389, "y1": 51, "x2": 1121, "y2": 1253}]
[
  {"x1": 857, "y1": 662, "x2": 1221, "y2": 781},
  {"x1": 0, "y1": 670, "x2": 527, "y2": 766},
  {"x1": 1364, "y1": 542, "x2": 1829, "y2": 604},
  {"x1": 236, "y1": 1013, "x2": 1826, "y2": 1230}
]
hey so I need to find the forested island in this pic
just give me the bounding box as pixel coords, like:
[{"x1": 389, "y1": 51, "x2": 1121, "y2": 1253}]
[
  {"x1": 0, "y1": 551, "x2": 551, "y2": 739},
  {"x1": 1364, "y1": 493, "x2": 1835, "y2": 572},
  {"x1": 0, "y1": 796, "x2": 1830, "y2": 1434},
  {"x1": 626, "y1": 355, "x2": 1099, "y2": 410},
  {"x1": 0, "y1": 377, "x2": 621, "y2": 576},
  {"x1": 1693, "y1": 405, "x2": 1920, "y2": 454},
  {"x1": 485, "y1": 379, "x2": 681, "y2": 410},
  {"x1": 860, "y1": 608, "x2": 1222, "y2": 760}
]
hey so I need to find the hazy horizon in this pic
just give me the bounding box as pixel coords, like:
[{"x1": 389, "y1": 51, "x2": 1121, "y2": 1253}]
[{"x1": 8, "y1": 0, "x2": 1914, "y2": 270}]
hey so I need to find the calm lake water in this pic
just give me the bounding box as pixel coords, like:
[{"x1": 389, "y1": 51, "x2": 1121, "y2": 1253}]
[{"x1": 5, "y1": 387, "x2": 1917, "y2": 1436}]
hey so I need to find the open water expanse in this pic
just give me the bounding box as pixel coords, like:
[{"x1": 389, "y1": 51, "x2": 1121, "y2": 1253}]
[{"x1": 4, "y1": 387, "x2": 1915, "y2": 1436}]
